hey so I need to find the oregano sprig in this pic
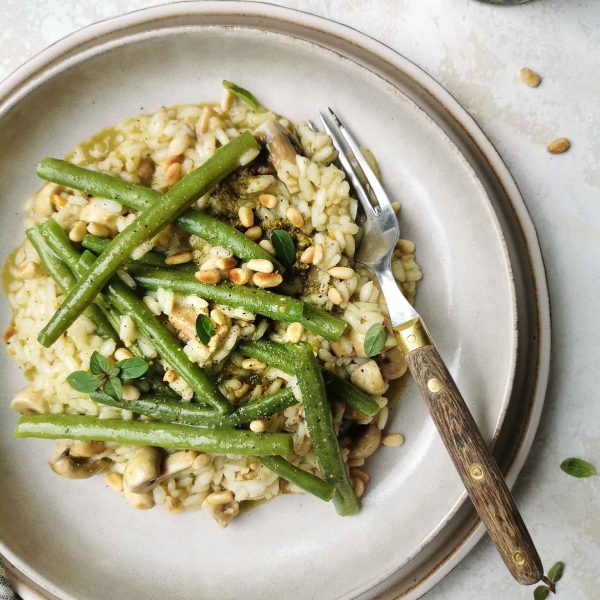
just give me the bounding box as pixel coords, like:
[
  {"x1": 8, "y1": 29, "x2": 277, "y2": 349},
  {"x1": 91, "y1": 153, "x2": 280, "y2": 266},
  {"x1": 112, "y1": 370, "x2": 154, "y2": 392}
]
[
  {"x1": 534, "y1": 561, "x2": 565, "y2": 598},
  {"x1": 67, "y1": 350, "x2": 148, "y2": 401}
]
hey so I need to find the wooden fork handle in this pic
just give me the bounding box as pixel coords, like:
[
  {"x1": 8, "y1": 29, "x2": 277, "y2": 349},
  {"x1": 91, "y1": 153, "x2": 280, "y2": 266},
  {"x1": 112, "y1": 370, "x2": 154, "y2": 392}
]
[{"x1": 395, "y1": 318, "x2": 543, "y2": 585}]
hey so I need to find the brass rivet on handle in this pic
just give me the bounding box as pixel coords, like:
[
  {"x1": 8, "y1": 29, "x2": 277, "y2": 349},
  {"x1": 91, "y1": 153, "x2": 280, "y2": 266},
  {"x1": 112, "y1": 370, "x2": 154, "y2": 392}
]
[
  {"x1": 469, "y1": 463, "x2": 485, "y2": 480},
  {"x1": 427, "y1": 377, "x2": 443, "y2": 394},
  {"x1": 512, "y1": 551, "x2": 525, "y2": 565}
]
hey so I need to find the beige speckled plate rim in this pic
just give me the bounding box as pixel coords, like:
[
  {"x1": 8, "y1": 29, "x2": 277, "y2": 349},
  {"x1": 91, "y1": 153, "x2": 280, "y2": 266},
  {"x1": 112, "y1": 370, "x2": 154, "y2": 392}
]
[{"x1": 0, "y1": 2, "x2": 550, "y2": 599}]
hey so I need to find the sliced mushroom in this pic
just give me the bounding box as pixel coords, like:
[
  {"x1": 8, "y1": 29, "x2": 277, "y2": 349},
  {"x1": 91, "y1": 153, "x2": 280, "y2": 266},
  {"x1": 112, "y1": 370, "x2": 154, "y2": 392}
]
[
  {"x1": 137, "y1": 157, "x2": 156, "y2": 186},
  {"x1": 378, "y1": 347, "x2": 408, "y2": 380},
  {"x1": 350, "y1": 360, "x2": 386, "y2": 395},
  {"x1": 124, "y1": 488, "x2": 155, "y2": 510},
  {"x1": 255, "y1": 119, "x2": 301, "y2": 176},
  {"x1": 348, "y1": 424, "x2": 382, "y2": 460},
  {"x1": 163, "y1": 450, "x2": 198, "y2": 477},
  {"x1": 123, "y1": 446, "x2": 163, "y2": 493},
  {"x1": 10, "y1": 388, "x2": 48, "y2": 415},
  {"x1": 204, "y1": 498, "x2": 240, "y2": 528},
  {"x1": 123, "y1": 448, "x2": 197, "y2": 494},
  {"x1": 168, "y1": 305, "x2": 198, "y2": 342},
  {"x1": 70, "y1": 440, "x2": 106, "y2": 458},
  {"x1": 49, "y1": 446, "x2": 110, "y2": 479}
]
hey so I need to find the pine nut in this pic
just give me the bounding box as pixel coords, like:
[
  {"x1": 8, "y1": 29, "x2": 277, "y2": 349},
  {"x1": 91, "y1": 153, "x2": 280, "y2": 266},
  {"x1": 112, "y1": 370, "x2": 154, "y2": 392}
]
[
  {"x1": 194, "y1": 268, "x2": 221, "y2": 285},
  {"x1": 286, "y1": 322, "x2": 304, "y2": 343},
  {"x1": 114, "y1": 347, "x2": 134, "y2": 361},
  {"x1": 87, "y1": 222, "x2": 110, "y2": 237},
  {"x1": 234, "y1": 383, "x2": 251, "y2": 399},
  {"x1": 286, "y1": 207, "x2": 305, "y2": 228},
  {"x1": 206, "y1": 490, "x2": 234, "y2": 505},
  {"x1": 215, "y1": 257, "x2": 237, "y2": 270},
  {"x1": 229, "y1": 268, "x2": 252, "y2": 285},
  {"x1": 239, "y1": 206, "x2": 254, "y2": 228},
  {"x1": 197, "y1": 107, "x2": 217, "y2": 135},
  {"x1": 221, "y1": 89, "x2": 235, "y2": 112},
  {"x1": 245, "y1": 226, "x2": 262, "y2": 241},
  {"x1": 547, "y1": 137, "x2": 570, "y2": 154},
  {"x1": 328, "y1": 287, "x2": 343, "y2": 305},
  {"x1": 253, "y1": 272, "x2": 283, "y2": 288},
  {"x1": 241, "y1": 358, "x2": 267, "y2": 370},
  {"x1": 165, "y1": 251, "x2": 193, "y2": 265},
  {"x1": 396, "y1": 239, "x2": 415, "y2": 254},
  {"x1": 122, "y1": 384, "x2": 141, "y2": 401},
  {"x1": 210, "y1": 308, "x2": 229, "y2": 326},
  {"x1": 163, "y1": 496, "x2": 183, "y2": 513},
  {"x1": 328, "y1": 266, "x2": 354, "y2": 280},
  {"x1": 259, "y1": 240, "x2": 276, "y2": 256},
  {"x1": 105, "y1": 472, "x2": 124, "y2": 492},
  {"x1": 199, "y1": 257, "x2": 217, "y2": 270},
  {"x1": 353, "y1": 477, "x2": 365, "y2": 498},
  {"x1": 259, "y1": 193, "x2": 278, "y2": 208},
  {"x1": 391, "y1": 201, "x2": 401, "y2": 214},
  {"x1": 69, "y1": 221, "x2": 87, "y2": 242},
  {"x1": 350, "y1": 468, "x2": 370, "y2": 483},
  {"x1": 382, "y1": 433, "x2": 404, "y2": 447},
  {"x1": 249, "y1": 420, "x2": 266, "y2": 433},
  {"x1": 300, "y1": 246, "x2": 314, "y2": 264},
  {"x1": 163, "y1": 369, "x2": 178, "y2": 383},
  {"x1": 50, "y1": 193, "x2": 66, "y2": 209},
  {"x1": 165, "y1": 161, "x2": 182, "y2": 186},
  {"x1": 312, "y1": 243, "x2": 324, "y2": 265},
  {"x1": 247, "y1": 258, "x2": 274, "y2": 273},
  {"x1": 377, "y1": 406, "x2": 389, "y2": 430},
  {"x1": 519, "y1": 67, "x2": 541, "y2": 87}
]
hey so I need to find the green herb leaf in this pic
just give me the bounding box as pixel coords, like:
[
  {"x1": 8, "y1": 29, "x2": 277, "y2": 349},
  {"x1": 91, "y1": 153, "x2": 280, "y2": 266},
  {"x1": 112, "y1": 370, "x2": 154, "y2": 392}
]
[
  {"x1": 104, "y1": 376, "x2": 122, "y2": 401},
  {"x1": 117, "y1": 357, "x2": 149, "y2": 380},
  {"x1": 560, "y1": 457, "x2": 597, "y2": 478},
  {"x1": 547, "y1": 562, "x2": 564, "y2": 583},
  {"x1": 222, "y1": 80, "x2": 259, "y2": 109},
  {"x1": 196, "y1": 314, "x2": 216, "y2": 346},
  {"x1": 67, "y1": 371, "x2": 101, "y2": 393},
  {"x1": 271, "y1": 230, "x2": 295, "y2": 268},
  {"x1": 90, "y1": 351, "x2": 110, "y2": 375},
  {"x1": 364, "y1": 323, "x2": 387, "y2": 357},
  {"x1": 533, "y1": 586, "x2": 550, "y2": 600},
  {"x1": 108, "y1": 366, "x2": 121, "y2": 378}
]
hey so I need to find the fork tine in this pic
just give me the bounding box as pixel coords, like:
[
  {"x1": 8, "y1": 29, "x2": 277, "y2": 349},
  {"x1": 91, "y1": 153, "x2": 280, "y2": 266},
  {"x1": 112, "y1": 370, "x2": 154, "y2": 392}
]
[
  {"x1": 319, "y1": 113, "x2": 375, "y2": 217},
  {"x1": 327, "y1": 108, "x2": 395, "y2": 217}
]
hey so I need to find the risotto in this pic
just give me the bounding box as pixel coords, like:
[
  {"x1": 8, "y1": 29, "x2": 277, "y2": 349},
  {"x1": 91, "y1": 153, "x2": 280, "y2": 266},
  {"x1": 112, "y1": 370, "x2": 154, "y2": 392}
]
[{"x1": 4, "y1": 82, "x2": 421, "y2": 526}]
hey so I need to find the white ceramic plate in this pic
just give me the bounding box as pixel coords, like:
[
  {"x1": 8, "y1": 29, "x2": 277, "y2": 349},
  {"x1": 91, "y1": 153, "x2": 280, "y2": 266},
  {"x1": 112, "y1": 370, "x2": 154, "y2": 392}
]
[{"x1": 0, "y1": 3, "x2": 550, "y2": 600}]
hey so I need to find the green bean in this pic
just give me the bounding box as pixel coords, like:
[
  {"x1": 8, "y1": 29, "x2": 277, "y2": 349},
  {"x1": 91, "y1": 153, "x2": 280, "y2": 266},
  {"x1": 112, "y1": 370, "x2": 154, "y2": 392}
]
[
  {"x1": 37, "y1": 132, "x2": 260, "y2": 347},
  {"x1": 15, "y1": 414, "x2": 293, "y2": 456},
  {"x1": 286, "y1": 342, "x2": 359, "y2": 516},
  {"x1": 129, "y1": 265, "x2": 303, "y2": 323},
  {"x1": 39, "y1": 220, "x2": 144, "y2": 358},
  {"x1": 26, "y1": 229, "x2": 118, "y2": 342},
  {"x1": 259, "y1": 456, "x2": 335, "y2": 502},
  {"x1": 89, "y1": 388, "x2": 296, "y2": 427},
  {"x1": 320, "y1": 371, "x2": 379, "y2": 418},
  {"x1": 234, "y1": 388, "x2": 298, "y2": 423},
  {"x1": 238, "y1": 339, "x2": 291, "y2": 372},
  {"x1": 82, "y1": 234, "x2": 196, "y2": 272},
  {"x1": 37, "y1": 157, "x2": 284, "y2": 272},
  {"x1": 237, "y1": 340, "x2": 379, "y2": 417},
  {"x1": 299, "y1": 303, "x2": 346, "y2": 342},
  {"x1": 40, "y1": 221, "x2": 231, "y2": 414}
]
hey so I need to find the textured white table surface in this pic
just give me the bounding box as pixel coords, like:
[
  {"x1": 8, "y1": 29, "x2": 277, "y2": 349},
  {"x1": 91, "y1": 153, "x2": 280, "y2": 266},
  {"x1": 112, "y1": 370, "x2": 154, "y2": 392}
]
[{"x1": 1, "y1": 1, "x2": 598, "y2": 599}]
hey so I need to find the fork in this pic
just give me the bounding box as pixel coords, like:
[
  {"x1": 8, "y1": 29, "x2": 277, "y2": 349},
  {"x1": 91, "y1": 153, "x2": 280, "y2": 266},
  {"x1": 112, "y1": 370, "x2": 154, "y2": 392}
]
[{"x1": 320, "y1": 108, "x2": 543, "y2": 586}]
